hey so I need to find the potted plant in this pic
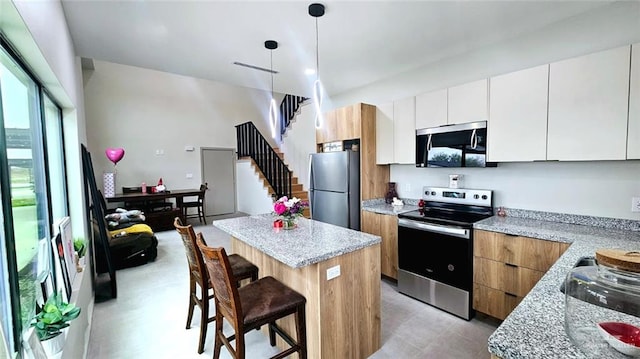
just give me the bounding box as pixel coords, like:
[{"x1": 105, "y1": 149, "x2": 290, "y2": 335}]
[
  {"x1": 73, "y1": 238, "x2": 86, "y2": 258},
  {"x1": 31, "y1": 292, "x2": 81, "y2": 358},
  {"x1": 74, "y1": 238, "x2": 87, "y2": 270}
]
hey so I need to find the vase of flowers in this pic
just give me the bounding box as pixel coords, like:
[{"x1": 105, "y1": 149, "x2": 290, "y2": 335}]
[{"x1": 273, "y1": 196, "x2": 309, "y2": 230}]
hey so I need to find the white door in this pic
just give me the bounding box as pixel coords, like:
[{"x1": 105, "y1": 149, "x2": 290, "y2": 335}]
[{"x1": 201, "y1": 148, "x2": 236, "y2": 216}]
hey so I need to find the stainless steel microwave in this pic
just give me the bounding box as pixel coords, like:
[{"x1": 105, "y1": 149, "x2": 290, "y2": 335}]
[{"x1": 415, "y1": 121, "x2": 496, "y2": 168}]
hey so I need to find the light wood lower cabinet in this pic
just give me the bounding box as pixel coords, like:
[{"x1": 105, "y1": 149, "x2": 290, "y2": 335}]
[
  {"x1": 361, "y1": 210, "x2": 398, "y2": 279},
  {"x1": 473, "y1": 229, "x2": 570, "y2": 320}
]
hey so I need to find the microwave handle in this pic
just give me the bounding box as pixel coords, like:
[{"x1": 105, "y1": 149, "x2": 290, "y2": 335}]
[
  {"x1": 470, "y1": 129, "x2": 478, "y2": 149},
  {"x1": 427, "y1": 134, "x2": 432, "y2": 151}
]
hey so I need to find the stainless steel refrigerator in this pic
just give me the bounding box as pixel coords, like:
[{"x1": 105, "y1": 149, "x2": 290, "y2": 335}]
[{"x1": 309, "y1": 150, "x2": 360, "y2": 230}]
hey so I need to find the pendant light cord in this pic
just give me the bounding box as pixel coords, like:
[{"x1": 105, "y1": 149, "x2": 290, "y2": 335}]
[
  {"x1": 270, "y1": 50, "x2": 274, "y2": 96},
  {"x1": 315, "y1": 17, "x2": 320, "y2": 79}
]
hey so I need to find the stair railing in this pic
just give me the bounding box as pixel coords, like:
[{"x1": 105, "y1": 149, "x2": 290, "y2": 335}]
[
  {"x1": 236, "y1": 121, "x2": 292, "y2": 199},
  {"x1": 279, "y1": 95, "x2": 308, "y2": 139}
]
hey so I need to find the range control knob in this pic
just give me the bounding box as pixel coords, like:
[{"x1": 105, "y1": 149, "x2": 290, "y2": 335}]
[
  {"x1": 424, "y1": 191, "x2": 429, "y2": 196},
  {"x1": 473, "y1": 194, "x2": 480, "y2": 199},
  {"x1": 431, "y1": 191, "x2": 436, "y2": 196},
  {"x1": 481, "y1": 195, "x2": 488, "y2": 200}
]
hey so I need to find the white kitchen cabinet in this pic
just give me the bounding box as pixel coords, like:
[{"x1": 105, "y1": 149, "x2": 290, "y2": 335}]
[
  {"x1": 415, "y1": 88, "x2": 447, "y2": 129},
  {"x1": 393, "y1": 96, "x2": 416, "y2": 164},
  {"x1": 376, "y1": 102, "x2": 394, "y2": 164},
  {"x1": 448, "y1": 79, "x2": 488, "y2": 125},
  {"x1": 488, "y1": 65, "x2": 549, "y2": 162},
  {"x1": 628, "y1": 42, "x2": 640, "y2": 159},
  {"x1": 376, "y1": 97, "x2": 415, "y2": 164},
  {"x1": 547, "y1": 45, "x2": 631, "y2": 161}
]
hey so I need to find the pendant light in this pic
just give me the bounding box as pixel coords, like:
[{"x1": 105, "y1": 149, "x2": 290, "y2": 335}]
[
  {"x1": 266, "y1": 40, "x2": 278, "y2": 139},
  {"x1": 309, "y1": 3, "x2": 325, "y2": 129}
]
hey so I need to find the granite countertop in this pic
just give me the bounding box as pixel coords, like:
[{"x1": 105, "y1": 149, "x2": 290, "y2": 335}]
[
  {"x1": 475, "y1": 215, "x2": 640, "y2": 359},
  {"x1": 213, "y1": 213, "x2": 381, "y2": 268},
  {"x1": 362, "y1": 199, "x2": 420, "y2": 215}
]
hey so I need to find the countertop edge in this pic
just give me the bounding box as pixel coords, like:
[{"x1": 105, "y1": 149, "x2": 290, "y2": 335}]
[{"x1": 473, "y1": 216, "x2": 640, "y2": 359}]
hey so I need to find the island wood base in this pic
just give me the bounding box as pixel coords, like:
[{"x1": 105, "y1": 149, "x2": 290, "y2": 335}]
[{"x1": 232, "y1": 237, "x2": 381, "y2": 359}]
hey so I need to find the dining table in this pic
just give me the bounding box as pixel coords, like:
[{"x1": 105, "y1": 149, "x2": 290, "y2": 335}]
[{"x1": 105, "y1": 188, "x2": 202, "y2": 230}]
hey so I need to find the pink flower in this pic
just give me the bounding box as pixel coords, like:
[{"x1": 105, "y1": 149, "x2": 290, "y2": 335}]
[
  {"x1": 273, "y1": 196, "x2": 308, "y2": 218},
  {"x1": 274, "y1": 202, "x2": 287, "y2": 215}
]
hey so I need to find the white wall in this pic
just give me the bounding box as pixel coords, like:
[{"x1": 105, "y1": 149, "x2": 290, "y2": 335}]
[
  {"x1": 280, "y1": 102, "x2": 316, "y2": 191},
  {"x1": 84, "y1": 60, "x2": 276, "y2": 192},
  {"x1": 330, "y1": 1, "x2": 640, "y2": 108},
  {"x1": 313, "y1": 1, "x2": 640, "y2": 221},
  {"x1": 235, "y1": 160, "x2": 274, "y2": 215},
  {"x1": 392, "y1": 162, "x2": 640, "y2": 220}
]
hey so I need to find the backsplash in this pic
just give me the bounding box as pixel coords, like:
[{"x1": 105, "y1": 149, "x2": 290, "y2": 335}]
[
  {"x1": 390, "y1": 161, "x2": 640, "y2": 221},
  {"x1": 499, "y1": 207, "x2": 640, "y2": 232}
]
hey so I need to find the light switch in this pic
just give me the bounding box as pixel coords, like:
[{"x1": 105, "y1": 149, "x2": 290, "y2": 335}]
[
  {"x1": 186, "y1": 173, "x2": 193, "y2": 179},
  {"x1": 185, "y1": 145, "x2": 195, "y2": 152}
]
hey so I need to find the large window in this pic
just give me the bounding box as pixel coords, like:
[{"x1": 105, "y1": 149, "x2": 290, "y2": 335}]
[
  {"x1": 0, "y1": 189, "x2": 14, "y2": 355},
  {"x1": 1, "y1": 41, "x2": 55, "y2": 353},
  {"x1": 43, "y1": 94, "x2": 67, "y2": 222}
]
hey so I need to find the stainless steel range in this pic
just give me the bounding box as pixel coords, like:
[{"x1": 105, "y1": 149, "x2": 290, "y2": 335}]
[{"x1": 397, "y1": 186, "x2": 493, "y2": 320}]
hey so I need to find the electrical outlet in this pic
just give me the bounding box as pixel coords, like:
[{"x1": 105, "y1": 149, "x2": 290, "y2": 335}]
[
  {"x1": 186, "y1": 173, "x2": 193, "y2": 179},
  {"x1": 632, "y1": 197, "x2": 640, "y2": 212},
  {"x1": 326, "y1": 265, "x2": 340, "y2": 280}
]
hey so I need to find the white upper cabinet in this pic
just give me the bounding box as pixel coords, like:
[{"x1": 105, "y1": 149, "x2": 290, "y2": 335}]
[
  {"x1": 376, "y1": 97, "x2": 415, "y2": 164},
  {"x1": 448, "y1": 79, "x2": 488, "y2": 125},
  {"x1": 376, "y1": 102, "x2": 394, "y2": 164},
  {"x1": 415, "y1": 89, "x2": 447, "y2": 129},
  {"x1": 547, "y1": 45, "x2": 631, "y2": 161},
  {"x1": 488, "y1": 65, "x2": 549, "y2": 162},
  {"x1": 628, "y1": 43, "x2": 640, "y2": 159},
  {"x1": 393, "y1": 96, "x2": 416, "y2": 164}
]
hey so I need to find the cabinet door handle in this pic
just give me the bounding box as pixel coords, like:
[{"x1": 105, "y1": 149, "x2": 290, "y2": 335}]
[
  {"x1": 505, "y1": 263, "x2": 517, "y2": 268},
  {"x1": 505, "y1": 292, "x2": 517, "y2": 298},
  {"x1": 505, "y1": 233, "x2": 518, "y2": 237}
]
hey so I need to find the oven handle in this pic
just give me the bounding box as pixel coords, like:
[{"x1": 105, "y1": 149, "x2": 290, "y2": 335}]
[{"x1": 398, "y1": 218, "x2": 470, "y2": 239}]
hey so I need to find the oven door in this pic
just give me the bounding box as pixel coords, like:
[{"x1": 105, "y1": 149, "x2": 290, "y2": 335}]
[{"x1": 397, "y1": 218, "x2": 472, "y2": 291}]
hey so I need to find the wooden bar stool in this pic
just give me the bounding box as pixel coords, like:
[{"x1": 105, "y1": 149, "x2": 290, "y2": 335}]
[
  {"x1": 196, "y1": 233, "x2": 307, "y2": 359},
  {"x1": 173, "y1": 218, "x2": 258, "y2": 354}
]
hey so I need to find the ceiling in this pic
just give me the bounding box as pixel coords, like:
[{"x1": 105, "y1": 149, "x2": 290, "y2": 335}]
[{"x1": 61, "y1": 1, "x2": 612, "y2": 98}]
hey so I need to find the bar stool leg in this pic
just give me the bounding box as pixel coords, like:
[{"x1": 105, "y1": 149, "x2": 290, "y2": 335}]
[
  {"x1": 186, "y1": 278, "x2": 196, "y2": 329},
  {"x1": 296, "y1": 304, "x2": 307, "y2": 359}
]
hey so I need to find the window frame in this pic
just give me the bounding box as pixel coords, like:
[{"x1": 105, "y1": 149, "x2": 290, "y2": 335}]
[{"x1": 0, "y1": 34, "x2": 69, "y2": 355}]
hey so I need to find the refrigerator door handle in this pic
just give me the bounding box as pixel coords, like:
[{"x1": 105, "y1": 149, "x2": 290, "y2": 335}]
[
  {"x1": 308, "y1": 153, "x2": 314, "y2": 189},
  {"x1": 308, "y1": 154, "x2": 314, "y2": 217}
]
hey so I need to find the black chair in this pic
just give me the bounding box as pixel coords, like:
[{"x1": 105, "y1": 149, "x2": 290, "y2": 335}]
[{"x1": 182, "y1": 183, "x2": 207, "y2": 224}]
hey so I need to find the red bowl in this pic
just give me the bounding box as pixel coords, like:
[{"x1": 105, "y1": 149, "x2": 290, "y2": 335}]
[{"x1": 598, "y1": 322, "x2": 640, "y2": 356}]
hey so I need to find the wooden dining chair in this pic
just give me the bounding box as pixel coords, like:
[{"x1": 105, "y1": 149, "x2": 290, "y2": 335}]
[
  {"x1": 182, "y1": 183, "x2": 208, "y2": 224},
  {"x1": 173, "y1": 217, "x2": 259, "y2": 354},
  {"x1": 196, "y1": 233, "x2": 307, "y2": 359}
]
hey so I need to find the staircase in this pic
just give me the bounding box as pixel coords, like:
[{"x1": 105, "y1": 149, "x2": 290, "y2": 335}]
[
  {"x1": 235, "y1": 121, "x2": 310, "y2": 218},
  {"x1": 244, "y1": 150, "x2": 310, "y2": 218},
  {"x1": 279, "y1": 94, "x2": 308, "y2": 140}
]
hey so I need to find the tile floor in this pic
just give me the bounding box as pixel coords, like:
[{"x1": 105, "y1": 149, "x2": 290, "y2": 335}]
[{"x1": 88, "y1": 213, "x2": 500, "y2": 358}]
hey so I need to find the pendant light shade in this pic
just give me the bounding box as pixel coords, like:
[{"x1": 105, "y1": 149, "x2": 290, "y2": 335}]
[
  {"x1": 266, "y1": 40, "x2": 278, "y2": 139},
  {"x1": 309, "y1": 3, "x2": 325, "y2": 129}
]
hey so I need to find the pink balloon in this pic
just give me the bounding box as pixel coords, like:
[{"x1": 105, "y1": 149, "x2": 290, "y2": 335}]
[{"x1": 105, "y1": 148, "x2": 125, "y2": 165}]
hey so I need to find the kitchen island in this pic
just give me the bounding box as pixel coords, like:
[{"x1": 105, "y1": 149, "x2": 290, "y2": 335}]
[
  {"x1": 474, "y1": 213, "x2": 640, "y2": 359},
  {"x1": 213, "y1": 213, "x2": 382, "y2": 359}
]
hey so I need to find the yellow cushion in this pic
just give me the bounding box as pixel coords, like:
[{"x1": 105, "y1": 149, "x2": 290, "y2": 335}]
[{"x1": 109, "y1": 224, "x2": 154, "y2": 237}]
